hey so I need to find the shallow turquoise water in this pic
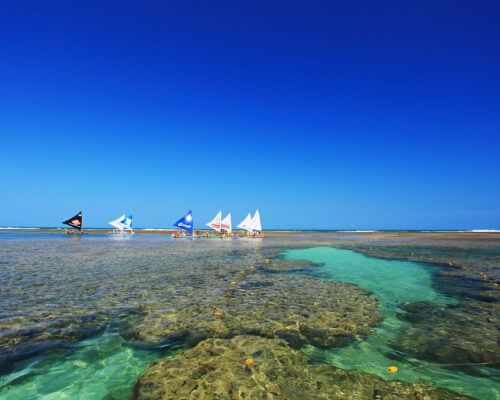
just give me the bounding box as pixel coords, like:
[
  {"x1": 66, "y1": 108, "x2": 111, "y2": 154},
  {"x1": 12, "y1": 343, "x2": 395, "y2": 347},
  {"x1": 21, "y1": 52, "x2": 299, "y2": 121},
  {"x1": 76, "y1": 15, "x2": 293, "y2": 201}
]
[
  {"x1": 285, "y1": 247, "x2": 499, "y2": 400},
  {"x1": 0, "y1": 332, "x2": 175, "y2": 400}
]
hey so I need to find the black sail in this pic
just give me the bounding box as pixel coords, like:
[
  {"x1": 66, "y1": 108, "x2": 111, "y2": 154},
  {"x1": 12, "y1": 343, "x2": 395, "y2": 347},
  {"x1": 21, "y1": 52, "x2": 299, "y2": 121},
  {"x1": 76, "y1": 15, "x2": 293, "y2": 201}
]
[{"x1": 62, "y1": 211, "x2": 83, "y2": 231}]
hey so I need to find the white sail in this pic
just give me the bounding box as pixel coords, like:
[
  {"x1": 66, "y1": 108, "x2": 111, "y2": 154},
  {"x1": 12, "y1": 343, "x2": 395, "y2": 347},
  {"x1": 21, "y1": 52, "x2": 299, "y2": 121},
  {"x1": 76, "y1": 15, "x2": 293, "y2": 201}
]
[
  {"x1": 124, "y1": 215, "x2": 133, "y2": 231},
  {"x1": 237, "y1": 213, "x2": 252, "y2": 231},
  {"x1": 221, "y1": 213, "x2": 232, "y2": 233},
  {"x1": 249, "y1": 209, "x2": 262, "y2": 232},
  {"x1": 206, "y1": 211, "x2": 222, "y2": 232},
  {"x1": 109, "y1": 214, "x2": 126, "y2": 231}
]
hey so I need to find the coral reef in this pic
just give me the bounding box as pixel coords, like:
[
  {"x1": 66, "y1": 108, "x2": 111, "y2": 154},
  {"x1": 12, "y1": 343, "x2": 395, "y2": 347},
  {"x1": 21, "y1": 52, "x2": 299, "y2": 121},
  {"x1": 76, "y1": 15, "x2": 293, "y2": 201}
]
[
  {"x1": 135, "y1": 335, "x2": 471, "y2": 400},
  {"x1": 135, "y1": 274, "x2": 381, "y2": 349}
]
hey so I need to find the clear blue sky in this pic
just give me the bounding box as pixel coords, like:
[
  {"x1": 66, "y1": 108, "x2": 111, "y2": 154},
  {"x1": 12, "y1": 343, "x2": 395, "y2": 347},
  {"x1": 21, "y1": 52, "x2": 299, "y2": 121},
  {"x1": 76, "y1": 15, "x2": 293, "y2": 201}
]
[{"x1": 0, "y1": 1, "x2": 499, "y2": 229}]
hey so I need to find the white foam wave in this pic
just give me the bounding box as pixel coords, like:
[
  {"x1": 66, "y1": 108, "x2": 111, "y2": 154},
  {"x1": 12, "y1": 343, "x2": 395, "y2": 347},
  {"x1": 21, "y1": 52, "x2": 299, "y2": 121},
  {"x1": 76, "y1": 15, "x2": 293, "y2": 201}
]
[
  {"x1": 338, "y1": 230, "x2": 376, "y2": 233},
  {"x1": 0, "y1": 227, "x2": 40, "y2": 230}
]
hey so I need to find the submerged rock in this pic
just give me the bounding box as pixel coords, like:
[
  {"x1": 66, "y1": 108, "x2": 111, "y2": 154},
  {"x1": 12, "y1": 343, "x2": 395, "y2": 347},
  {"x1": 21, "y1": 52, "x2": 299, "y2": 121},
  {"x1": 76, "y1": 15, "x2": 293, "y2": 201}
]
[
  {"x1": 259, "y1": 257, "x2": 322, "y2": 272},
  {"x1": 135, "y1": 274, "x2": 381, "y2": 348},
  {"x1": 134, "y1": 335, "x2": 471, "y2": 400},
  {"x1": 0, "y1": 312, "x2": 107, "y2": 374},
  {"x1": 392, "y1": 301, "x2": 500, "y2": 369}
]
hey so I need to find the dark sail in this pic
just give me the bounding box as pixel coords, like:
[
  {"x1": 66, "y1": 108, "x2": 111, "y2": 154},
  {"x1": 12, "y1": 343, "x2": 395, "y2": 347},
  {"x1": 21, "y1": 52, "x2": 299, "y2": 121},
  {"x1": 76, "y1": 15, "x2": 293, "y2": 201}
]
[{"x1": 62, "y1": 211, "x2": 83, "y2": 231}]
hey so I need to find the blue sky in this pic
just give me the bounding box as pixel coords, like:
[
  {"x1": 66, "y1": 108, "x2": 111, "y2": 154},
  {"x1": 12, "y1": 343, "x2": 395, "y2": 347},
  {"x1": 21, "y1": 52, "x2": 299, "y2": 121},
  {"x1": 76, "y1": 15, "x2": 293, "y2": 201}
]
[{"x1": 0, "y1": 1, "x2": 499, "y2": 229}]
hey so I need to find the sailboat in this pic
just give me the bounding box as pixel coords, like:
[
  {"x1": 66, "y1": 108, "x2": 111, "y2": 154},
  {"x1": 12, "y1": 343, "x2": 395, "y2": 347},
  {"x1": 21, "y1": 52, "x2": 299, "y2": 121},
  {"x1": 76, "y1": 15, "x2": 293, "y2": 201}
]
[
  {"x1": 249, "y1": 209, "x2": 262, "y2": 235},
  {"x1": 173, "y1": 210, "x2": 194, "y2": 238},
  {"x1": 206, "y1": 211, "x2": 222, "y2": 232},
  {"x1": 237, "y1": 210, "x2": 264, "y2": 237},
  {"x1": 237, "y1": 212, "x2": 252, "y2": 231},
  {"x1": 221, "y1": 213, "x2": 232, "y2": 234},
  {"x1": 124, "y1": 215, "x2": 133, "y2": 231},
  {"x1": 108, "y1": 214, "x2": 134, "y2": 234},
  {"x1": 62, "y1": 211, "x2": 83, "y2": 234}
]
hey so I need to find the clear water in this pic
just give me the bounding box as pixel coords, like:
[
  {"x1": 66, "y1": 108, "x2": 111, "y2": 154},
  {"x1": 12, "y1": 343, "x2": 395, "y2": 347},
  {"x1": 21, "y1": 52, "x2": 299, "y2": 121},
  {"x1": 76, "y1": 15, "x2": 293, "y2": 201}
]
[
  {"x1": 0, "y1": 333, "x2": 172, "y2": 400},
  {"x1": 1, "y1": 235, "x2": 499, "y2": 399},
  {"x1": 285, "y1": 247, "x2": 500, "y2": 400}
]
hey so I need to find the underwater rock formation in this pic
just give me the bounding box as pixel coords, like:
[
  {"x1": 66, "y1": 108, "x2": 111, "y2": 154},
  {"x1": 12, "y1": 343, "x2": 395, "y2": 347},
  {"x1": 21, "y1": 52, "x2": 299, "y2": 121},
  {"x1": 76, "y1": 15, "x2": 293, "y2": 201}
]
[
  {"x1": 135, "y1": 274, "x2": 381, "y2": 348},
  {"x1": 259, "y1": 257, "x2": 322, "y2": 272},
  {"x1": 392, "y1": 301, "x2": 500, "y2": 369},
  {"x1": 134, "y1": 335, "x2": 472, "y2": 400}
]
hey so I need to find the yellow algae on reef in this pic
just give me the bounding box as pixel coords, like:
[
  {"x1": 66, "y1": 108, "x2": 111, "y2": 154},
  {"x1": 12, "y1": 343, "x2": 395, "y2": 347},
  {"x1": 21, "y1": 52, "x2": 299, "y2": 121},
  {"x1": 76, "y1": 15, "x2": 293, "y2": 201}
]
[{"x1": 134, "y1": 336, "x2": 471, "y2": 400}]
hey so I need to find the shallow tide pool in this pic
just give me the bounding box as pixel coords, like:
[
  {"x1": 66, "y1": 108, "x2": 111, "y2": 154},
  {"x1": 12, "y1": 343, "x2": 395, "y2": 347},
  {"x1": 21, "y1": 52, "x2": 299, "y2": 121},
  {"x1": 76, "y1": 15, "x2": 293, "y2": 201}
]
[
  {"x1": 0, "y1": 332, "x2": 173, "y2": 399},
  {"x1": 285, "y1": 247, "x2": 499, "y2": 400}
]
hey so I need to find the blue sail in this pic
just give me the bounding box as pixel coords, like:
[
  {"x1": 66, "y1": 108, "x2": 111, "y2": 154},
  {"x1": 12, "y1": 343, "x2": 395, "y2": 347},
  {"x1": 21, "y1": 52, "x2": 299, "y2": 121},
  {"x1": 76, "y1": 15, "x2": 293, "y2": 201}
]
[
  {"x1": 173, "y1": 210, "x2": 193, "y2": 234},
  {"x1": 124, "y1": 215, "x2": 133, "y2": 230}
]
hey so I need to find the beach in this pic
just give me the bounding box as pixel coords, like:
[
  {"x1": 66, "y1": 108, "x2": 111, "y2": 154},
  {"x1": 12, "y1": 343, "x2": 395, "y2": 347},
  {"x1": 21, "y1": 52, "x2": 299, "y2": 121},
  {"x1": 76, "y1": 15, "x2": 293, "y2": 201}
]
[{"x1": 0, "y1": 231, "x2": 498, "y2": 399}]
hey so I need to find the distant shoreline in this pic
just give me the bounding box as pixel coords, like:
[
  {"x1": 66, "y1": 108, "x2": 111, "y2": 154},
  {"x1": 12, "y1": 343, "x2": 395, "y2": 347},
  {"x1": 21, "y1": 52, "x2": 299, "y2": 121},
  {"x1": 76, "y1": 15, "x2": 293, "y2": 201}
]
[{"x1": 1, "y1": 228, "x2": 500, "y2": 239}]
